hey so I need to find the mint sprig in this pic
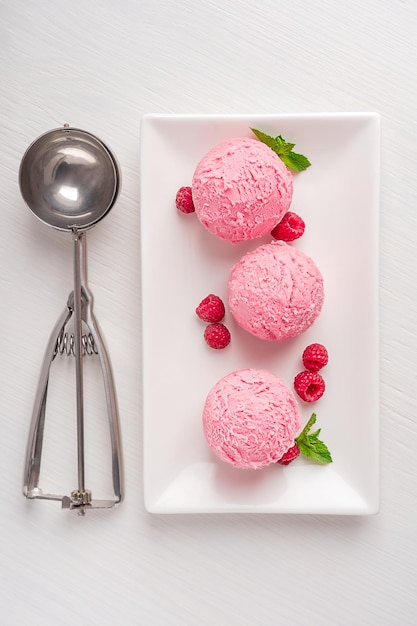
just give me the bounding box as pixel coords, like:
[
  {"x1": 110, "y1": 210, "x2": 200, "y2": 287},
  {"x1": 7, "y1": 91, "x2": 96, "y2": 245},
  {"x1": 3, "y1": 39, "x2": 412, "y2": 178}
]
[
  {"x1": 251, "y1": 128, "x2": 311, "y2": 172},
  {"x1": 295, "y1": 413, "x2": 333, "y2": 464}
]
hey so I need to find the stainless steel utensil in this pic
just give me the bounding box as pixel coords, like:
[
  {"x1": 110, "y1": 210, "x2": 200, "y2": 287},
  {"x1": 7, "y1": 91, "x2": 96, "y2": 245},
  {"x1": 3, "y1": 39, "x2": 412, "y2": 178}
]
[{"x1": 19, "y1": 124, "x2": 123, "y2": 513}]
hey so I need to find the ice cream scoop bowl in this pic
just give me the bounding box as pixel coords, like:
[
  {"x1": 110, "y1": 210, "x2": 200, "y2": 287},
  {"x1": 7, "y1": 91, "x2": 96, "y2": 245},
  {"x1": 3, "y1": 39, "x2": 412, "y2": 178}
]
[{"x1": 19, "y1": 125, "x2": 123, "y2": 513}]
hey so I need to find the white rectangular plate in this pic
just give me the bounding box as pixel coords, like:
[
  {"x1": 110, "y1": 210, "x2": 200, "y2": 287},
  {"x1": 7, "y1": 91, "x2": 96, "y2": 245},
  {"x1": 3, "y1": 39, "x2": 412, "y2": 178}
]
[{"x1": 140, "y1": 113, "x2": 380, "y2": 514}]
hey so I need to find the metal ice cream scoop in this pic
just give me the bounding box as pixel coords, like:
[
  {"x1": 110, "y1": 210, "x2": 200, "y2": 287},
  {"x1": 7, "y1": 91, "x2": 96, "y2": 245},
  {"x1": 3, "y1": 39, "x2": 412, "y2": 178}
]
[{"x1": 19, "y1": 124, "x2": 123, "y2": 514}]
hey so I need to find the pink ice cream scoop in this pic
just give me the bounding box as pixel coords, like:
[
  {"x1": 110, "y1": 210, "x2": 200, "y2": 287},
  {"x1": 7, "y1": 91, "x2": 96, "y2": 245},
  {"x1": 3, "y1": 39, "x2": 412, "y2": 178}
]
[
  {"x1": 192, "y1": 137, "x2": 293, "y2": 243},
  {"x1": 228, "y1": 241, "x2": 324, "y2": 341},
  {"x1": 203, "y1": 368, "x2": 302, "y2": 469}
]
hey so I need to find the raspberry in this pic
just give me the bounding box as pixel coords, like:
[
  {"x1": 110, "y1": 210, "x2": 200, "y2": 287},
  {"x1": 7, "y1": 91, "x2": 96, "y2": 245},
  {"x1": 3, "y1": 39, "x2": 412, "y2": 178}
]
[
  {"x1": 302, "y1": 343, "x2": 328, "y2": 372},
  {"x1": 271, "y1": 211, "x2": 305, "y2": 242},
  {"x1": 204, "y1": 323, "x2": 231, "y2": 349},
  {"x1": 294, "y1": 371, "x2": 325, "y2": 402},
  {"x1": 277, "y1": 442, "x2": 300, "y2": 465},
  {"x1": 175, "y1": 186, "x2": 195, "y2": 213},
  {"x1": 196, "y1": 294, "x2": 225, "y2": 323}
]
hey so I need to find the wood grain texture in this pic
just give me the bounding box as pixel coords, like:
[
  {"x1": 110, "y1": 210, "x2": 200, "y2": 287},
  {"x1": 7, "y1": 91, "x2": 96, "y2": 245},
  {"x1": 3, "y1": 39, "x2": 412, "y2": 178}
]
[{"x1": 0, "y1": 0, "x2": 416, "y2": 624}]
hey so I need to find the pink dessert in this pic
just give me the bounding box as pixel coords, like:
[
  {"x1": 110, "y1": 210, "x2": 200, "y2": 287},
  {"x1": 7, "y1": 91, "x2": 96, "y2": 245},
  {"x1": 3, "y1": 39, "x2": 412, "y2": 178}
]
[
  {"x1": 192, "y1": 138, "x2": 293, "y2": 243},
  {"x1": 202, "y1": 368, "x2": 302, "y2": 469},
  {"x1": 228, "y1": 240, "x2": 324, "y2": 341}
]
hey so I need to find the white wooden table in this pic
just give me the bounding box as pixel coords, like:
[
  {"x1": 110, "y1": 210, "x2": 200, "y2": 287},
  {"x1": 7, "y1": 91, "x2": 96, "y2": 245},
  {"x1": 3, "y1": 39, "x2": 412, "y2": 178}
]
[{"x1": 1, "y1": 1, "x2": 416, "y2": 624}]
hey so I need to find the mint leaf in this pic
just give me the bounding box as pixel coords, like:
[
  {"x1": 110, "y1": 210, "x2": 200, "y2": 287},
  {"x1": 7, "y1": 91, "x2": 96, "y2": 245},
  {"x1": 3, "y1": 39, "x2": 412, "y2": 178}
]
[
  {"x1": 279, "y1": 151, "x2": 311, "y2": 172},
  {"x1": 250, "y1": 128, "x2": 311, "y2": 172},
  {"x1": 250, "y1": 128, "x2": 278, "y2": 151},
  {"x1": 275, "y1": 135, "x2": 295, "y2": 154},
  {"x1": 297, "y1": 413, "x2": 317, "y2": 437},
  {"x1": 295, "y1": 413, "x2": 333, "y2": 464}
]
